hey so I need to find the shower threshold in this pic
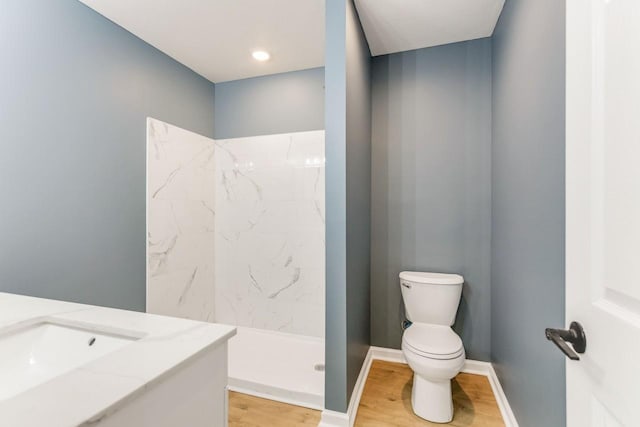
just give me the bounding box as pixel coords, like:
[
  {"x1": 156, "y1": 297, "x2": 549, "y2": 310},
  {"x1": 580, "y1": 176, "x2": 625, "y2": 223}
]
[{"x1": 227, "y1": 327, "x2": 324, "y2": 410}]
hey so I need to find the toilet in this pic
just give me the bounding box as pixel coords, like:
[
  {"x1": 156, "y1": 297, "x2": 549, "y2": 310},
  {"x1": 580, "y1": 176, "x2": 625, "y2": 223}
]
[{"x1": 399, "y1": 271, "x2": 465, "y2": 423}]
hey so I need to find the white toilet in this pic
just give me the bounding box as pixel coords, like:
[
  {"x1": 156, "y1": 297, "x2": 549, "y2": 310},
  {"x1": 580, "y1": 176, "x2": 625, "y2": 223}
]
[{"x1": 399, "y1": 271, "x2": 465, "y2": 423}]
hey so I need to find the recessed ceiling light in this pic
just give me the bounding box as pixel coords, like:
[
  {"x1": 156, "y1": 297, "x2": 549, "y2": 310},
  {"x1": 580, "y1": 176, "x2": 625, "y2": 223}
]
[{"x1": 252, "y1": 50, "x2": 270, "y2": 62}]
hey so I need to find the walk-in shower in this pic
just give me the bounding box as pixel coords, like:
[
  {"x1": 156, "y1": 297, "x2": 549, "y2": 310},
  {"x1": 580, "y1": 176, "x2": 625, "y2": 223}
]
[{"x1": 146, "y1": 118, "x2": 325, "y2": 408}]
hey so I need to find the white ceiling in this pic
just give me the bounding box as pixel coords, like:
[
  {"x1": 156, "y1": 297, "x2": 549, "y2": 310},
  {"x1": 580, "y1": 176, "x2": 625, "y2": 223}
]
[
  {"x1": 78, "y1": 0, "x2": 326, "y2": 83},
  {"x1": 354, "y1": 0, "x2": 505, "y2": 56},
  {"x1": 79, "y1": 0, "x2": 505, "y2": 82}
]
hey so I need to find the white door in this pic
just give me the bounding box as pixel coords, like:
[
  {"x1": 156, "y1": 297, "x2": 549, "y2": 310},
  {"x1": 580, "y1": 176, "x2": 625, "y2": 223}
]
[{"x1": 565, "y1": 0, "x2": 640, "y2": 426}]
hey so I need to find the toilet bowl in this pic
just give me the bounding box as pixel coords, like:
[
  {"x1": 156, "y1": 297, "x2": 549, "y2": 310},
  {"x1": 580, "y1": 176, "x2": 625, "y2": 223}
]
[{"x1": 399, "y1": 271, "x2": 465, "y2": 423}]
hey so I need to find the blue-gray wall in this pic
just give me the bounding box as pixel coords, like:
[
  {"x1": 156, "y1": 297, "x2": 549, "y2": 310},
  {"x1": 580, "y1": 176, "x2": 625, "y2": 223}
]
[
  {"x1": 345, "y1": 0, "x2": 372, "y2": 411},
  {"x1": 325, "y1": 0, "x2": 349, "y2": 412},
  {"x1": 0, "y1": 0, "x2": 214, "y2": 311},
  {"x1": 491, "y1": 0, "x2": 566, "y2": 426},
  {"x1": 370, "y1": 39, "x2": 493, "y2": 361},
  {"x1": 214, "y1": 68, "x2": 324, "y2": 139},
  {"x1": 325, "y1": 0, "x2": 371, "y2": 413}
]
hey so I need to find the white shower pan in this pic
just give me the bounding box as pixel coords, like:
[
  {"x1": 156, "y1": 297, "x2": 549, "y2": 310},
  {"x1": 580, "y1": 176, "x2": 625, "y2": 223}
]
[{"x1": 227, "y1": 327, "x2": 324, "y2": 409}]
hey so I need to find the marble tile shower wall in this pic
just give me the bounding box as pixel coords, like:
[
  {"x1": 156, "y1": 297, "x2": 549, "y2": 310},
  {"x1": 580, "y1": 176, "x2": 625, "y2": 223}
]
[
  {"x1": 214, "y1": 131, "x2": 325, "y2": 338},
  {"x1": 146, "y1": 119, "x2": 325, "y2": 338},
  {"x1": 146, "y1": 118, "x2": 216, "y2": 322}
]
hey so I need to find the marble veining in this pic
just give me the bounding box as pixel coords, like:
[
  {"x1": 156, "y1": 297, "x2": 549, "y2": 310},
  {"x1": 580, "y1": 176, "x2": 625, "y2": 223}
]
[
  {"x1": 214, "y1": 131, "x2": 325, "y2": 337},
  {"x1": 146, "y1": 120, "x2": 325, "y2": 338},
  {"x1": 146, "y1": 118, "x2": 216, "y2": 322}
]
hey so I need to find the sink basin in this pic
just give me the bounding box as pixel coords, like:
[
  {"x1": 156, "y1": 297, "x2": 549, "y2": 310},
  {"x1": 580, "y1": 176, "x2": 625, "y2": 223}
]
[{"x1": 0, "y1": 320, "x2": 139, "y2": 401}]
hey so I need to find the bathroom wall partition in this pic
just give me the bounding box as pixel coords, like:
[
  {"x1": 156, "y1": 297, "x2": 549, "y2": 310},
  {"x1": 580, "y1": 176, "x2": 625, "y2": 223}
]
[
  {"x1": 146, "y1": 118, "x2": 325, "y2": 407},
  {"x1": 146, "y1": 118, "x2": 216, "y2": 321},
  {"x1": 491, "y1": 0, "x2": 566, "y2": 425}
]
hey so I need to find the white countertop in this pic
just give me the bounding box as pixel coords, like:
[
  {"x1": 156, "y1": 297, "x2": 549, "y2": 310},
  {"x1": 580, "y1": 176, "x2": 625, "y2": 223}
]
[{"x1": 0, "y1": 292, "x2": 236, "y2": 427}]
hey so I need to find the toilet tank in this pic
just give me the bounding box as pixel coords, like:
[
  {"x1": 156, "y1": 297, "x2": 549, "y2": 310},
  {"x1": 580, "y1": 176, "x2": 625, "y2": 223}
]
[{"x1": 399, "y1": 271, "x2": 464, "y2": 326}]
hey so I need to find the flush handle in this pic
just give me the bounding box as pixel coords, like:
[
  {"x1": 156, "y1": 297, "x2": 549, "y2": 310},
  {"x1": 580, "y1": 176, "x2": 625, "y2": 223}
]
[
  {"x1": 545, "y1": 321, "x2": 586, "y2": 361},
  {"x1": 401, "y1": 282, "x2": 411, "y2": 289}
]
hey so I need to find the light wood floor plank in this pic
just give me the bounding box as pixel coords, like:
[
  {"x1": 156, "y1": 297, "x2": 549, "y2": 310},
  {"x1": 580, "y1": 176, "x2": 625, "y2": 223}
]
[
  {"x1": 228, "y1": 391, "x2": 321, "y2": 426},
  {"x1": 228, "y1": 360, "x2": 505, "y2": 426},
  {"x1": 354, "y1": 360, "x2": 505, "y2": 427}
]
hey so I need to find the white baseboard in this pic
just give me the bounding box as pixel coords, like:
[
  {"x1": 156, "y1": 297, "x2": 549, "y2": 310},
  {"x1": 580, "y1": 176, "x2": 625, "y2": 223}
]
[
  {"x1": 485, "y1": 363, "x2": 519, "y2": 427},
  {"x1": 319, "y1": 347, "x2": 519, "y2": 427},
  {"x1": 318, "y1": 347, "x2": 373, "y2": 427},
  {"x1": 318, "y1": 409, "x2": 350, "y2": 427},
  {"x1": 462, "y1": 358, "x2": 492, "y2": 375},
  {"x1": 345, "y1": 347, "x2": 373, "y2": 425},
  {"x1": 368, "y1": 345, "x2": 406, "y2": 363}
]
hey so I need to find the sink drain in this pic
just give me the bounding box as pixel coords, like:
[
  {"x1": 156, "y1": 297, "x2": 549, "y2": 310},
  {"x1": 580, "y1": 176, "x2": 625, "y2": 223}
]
[{"x1": 314, "y1": 363, "x2": 325, "y2": 372}]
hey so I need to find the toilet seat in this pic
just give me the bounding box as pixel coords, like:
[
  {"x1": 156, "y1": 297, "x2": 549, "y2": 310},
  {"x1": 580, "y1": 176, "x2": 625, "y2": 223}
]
[{"x1": 402, "y1": 323, "x2": 463, "y2": 360}]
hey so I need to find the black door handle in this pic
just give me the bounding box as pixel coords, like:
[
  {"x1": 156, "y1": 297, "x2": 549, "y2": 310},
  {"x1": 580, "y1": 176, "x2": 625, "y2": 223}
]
[{"x1": 545, "y1": 321, "x2": 586, "y2": 361}]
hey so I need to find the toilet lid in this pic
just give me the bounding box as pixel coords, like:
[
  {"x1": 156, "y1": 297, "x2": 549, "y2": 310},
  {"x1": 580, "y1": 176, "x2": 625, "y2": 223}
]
[{"x1": 403, "y1": 323, "x2": 463, "y2": 359}]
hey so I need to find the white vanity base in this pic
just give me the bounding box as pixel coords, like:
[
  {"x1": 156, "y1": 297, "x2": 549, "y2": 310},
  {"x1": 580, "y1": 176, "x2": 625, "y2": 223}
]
[{"x1": 94, "y1": 343, "x2": 228, "y2": 427}]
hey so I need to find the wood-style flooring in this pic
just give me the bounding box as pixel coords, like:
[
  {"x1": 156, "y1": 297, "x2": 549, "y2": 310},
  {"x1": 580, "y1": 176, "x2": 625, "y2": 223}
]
[
  {"x1": 228, "y1": 391, "x2": 321, "y2": 426},
  {"x1": 355, "y1": 360, "x2": 505, "y2": 427},
  {"x1": 228, "y1": 359, "x2": 505, "y2": 426}
]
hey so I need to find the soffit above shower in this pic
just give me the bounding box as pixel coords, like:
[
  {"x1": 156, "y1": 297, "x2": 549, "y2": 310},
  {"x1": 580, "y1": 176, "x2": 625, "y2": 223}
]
[
  {"x1": 77, "y1": 0, "x2": 325, "y2": 83},
  {"x1": 354, "y1": 0, "x2": 505, "y2": 56}
]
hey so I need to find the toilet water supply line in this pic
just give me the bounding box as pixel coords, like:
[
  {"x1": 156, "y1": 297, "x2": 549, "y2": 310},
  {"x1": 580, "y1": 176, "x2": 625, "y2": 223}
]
[{"x1": 401, "y1": 297, "x2": 412, "y2": 330}]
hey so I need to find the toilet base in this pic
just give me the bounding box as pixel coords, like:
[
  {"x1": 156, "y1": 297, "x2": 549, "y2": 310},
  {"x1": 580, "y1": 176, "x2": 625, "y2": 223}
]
[{"x1": 411, "y1": 373, "x2": 453, "y2": 423}]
